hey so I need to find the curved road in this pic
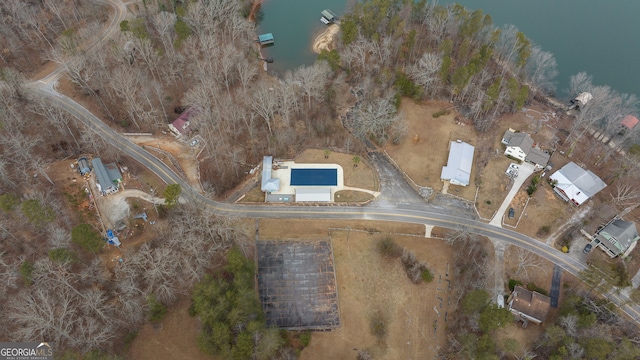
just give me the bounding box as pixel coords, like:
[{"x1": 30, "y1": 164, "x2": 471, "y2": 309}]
[{"x1": 28, "y1": 0, "x2": 640, "y2": 323}]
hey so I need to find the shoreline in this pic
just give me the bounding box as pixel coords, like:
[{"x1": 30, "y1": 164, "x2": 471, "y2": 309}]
[{"x1": 312, "y1": 24, "x2": 340, "y2": 54}]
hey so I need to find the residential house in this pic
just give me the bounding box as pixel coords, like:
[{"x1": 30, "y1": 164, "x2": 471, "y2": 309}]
[
  {"x1": 619, "y1": 115, "x2": 639, "y2": 134},
  {"x1": 168, "y1": 108, "x2": 196, "y2": 137},
  {"x1": 91, "y1": 158, "x2": 122, "y2": 195},
  {"x1": 594, "y1": 218, "x2": 640, "y2": 258},
  {"x1": 507, "y1": 286, "x2": 551, "y2": 325},
  {"x1": 549, "y1": 162, "x2": 606, "y2": 206},
  {"x1": 440, "y1": 141, "x2": 474, "y2": 186},
  {"x1": 501, "y1": 129, "x2": 550, "y2": 168}
]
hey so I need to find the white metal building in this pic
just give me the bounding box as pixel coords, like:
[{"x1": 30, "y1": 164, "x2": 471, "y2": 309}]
[{"x1": 441, "y1": 141, "x2": 475, "y2": 186}]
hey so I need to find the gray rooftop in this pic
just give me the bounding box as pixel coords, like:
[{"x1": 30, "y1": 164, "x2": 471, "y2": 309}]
[
  {"x1": 526, "y1": 148, "x2": 550, "y2": 167},
  {"x1": 596, "y1": 219, "x2": 640, "y2": 256},
  {"x1": 506, "y1": 132, "x2": 534, "y2": 149},
  {"x1": 261, "y1": 156, "x2": 280, "y2": 192},
  {"x1": 91, "y1": 158, "x2": 116, "y2": 191},
  {"x1": 556, "y1": 162, "x2": 606, "y2": 197}
]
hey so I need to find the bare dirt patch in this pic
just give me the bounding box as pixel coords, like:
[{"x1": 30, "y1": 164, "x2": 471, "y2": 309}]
[
  {"x1": 294, "y1": 148, "x2": 378, "y2": 190},
  {"x1": 385, "y1": 99, "x2": 478, "y2": 200}
]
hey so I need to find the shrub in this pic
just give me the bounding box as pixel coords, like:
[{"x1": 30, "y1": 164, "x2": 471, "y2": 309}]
[
  {"x1": 432, "y1": 109, "x2": 450, "y2": 118},
  {"x1": 299, "y1": 331, "x2": 311, "y2": 347},
  {"x1": 21, "y1": 199, "x2": 56, "y2": 226},
  {"x1": 49, "y1": 248, "x2": 76, "y2": 264},
  {"x1": 369, "y1": 311, "x2": 387, "y2": 338},
  {"x1": 526, "y1": 283, "x2": 548, "y2": 296},
  {"x1": 20, "y1": 261, "x2": 34, "y2": 286},
  {"x1": 147, "y1": 294, "x2": 168, "y2": 322},
  {"x1": 508, "y1": 279, "x2": 523, "y2": 291},
  {"x1": 0, "y1": 193, "x2": 19, "y2": 212},
  {"x1": 163, "y1": 184, "x2": 182, "y2": 207},
  {"x1": 421, "y1": 269, "x2": 434, "y2": 283},
  {"x1": 71, "y1": 224, "x2": 104, "y2": 253},
  {"x1": 395, "y1": 71, "x2": 423, "y2": 99},
  {"x1": 401, "y1": 249, "x2": 432, "y2": 284},
  {"x1": 537, "y1": 225, "x2": 551, "y2": 236},
  {"x1": 526, "y1": 184, "x2": 537, "y2": 196},
  {"x1": 531, "y1": 175, "x2": 541, "y2": 186},
  {"x1": 376, "y1": 237, "x2": 402, "y2": 259},
  {"x1": 123, "y1": 331, "x2": 138, "y2": 351}
]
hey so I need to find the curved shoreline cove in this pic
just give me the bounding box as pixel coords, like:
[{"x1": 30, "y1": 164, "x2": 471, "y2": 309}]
[
  {"x1": 259, "y1": 0, "x2": 638, "y2": 98},
  {"x1": 256, "y1": 0, "x2": 347, "y2": 75}
]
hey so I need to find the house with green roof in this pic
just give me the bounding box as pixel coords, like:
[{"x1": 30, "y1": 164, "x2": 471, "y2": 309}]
[{"x1": 594, "y1": 218, "x2": 640, "y2": 258}]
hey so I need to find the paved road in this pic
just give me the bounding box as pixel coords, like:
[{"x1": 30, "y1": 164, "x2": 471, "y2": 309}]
[{"x1": 27, "y1": 0, "x2": 640, "y2": 325}]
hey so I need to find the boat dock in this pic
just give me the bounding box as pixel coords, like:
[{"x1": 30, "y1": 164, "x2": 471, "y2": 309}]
[{"x1": 320, "y1": 9, "x2": 338, "y2": 25}]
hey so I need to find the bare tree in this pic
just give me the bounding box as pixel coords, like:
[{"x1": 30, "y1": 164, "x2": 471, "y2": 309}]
[
  {"x1": 559, "y1": 314, "x2": 579, "y2": 337},
  {"x1": 250, "y1": 81, "x2": 279, "y2": 135},
  {"x1": 511, "y1": 247, "x2": 549, "y2": 281},
  {"x1": 408, "y1": 51, "x2": 442, "y2": 96},
  {"x1": 610, "y1": 179, "x2": 640, "y2": 209},
  {"x1": 524, "y1": 44, "x2": 558, "y2": 95},
  {"x1": 350, "y1": 95, "x2": 403, "y2": 145}
]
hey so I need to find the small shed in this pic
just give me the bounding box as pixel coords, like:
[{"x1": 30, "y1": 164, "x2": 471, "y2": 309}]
[
  {"x1": 258, "y1": 33, "x2": 274, "y2": 46},
  {"x1": 77, "y1": 157, "x2": 91, "y2": 176}
]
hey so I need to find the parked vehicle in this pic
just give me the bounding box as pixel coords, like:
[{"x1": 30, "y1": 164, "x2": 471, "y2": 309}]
[
  {"x1": 583, "y1": 243, "x2": 593, "y2": 254},
  {"x1": 508, "y1": 208, "x2": 515, "y2": 219}
]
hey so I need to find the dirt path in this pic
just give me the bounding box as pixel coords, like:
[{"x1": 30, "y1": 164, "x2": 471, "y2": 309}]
[
  {"x1": 98, "y1": 189, "x2": 165, "y2": 229},
  {"x1": 312, "y1": 24, "x2": 339, "y2": 54},
  {"x1": 247, "y1": 0, "x2": 263, "y2": 21}
]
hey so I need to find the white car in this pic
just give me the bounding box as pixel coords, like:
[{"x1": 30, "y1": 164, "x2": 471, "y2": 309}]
[{"x1": 190, "y1": 139, "x2": 200, "y2": 146}]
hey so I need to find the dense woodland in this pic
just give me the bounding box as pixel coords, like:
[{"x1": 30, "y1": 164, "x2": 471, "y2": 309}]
[{"x1": 1, "y1": 0, "x2": 640, "y2": 358}]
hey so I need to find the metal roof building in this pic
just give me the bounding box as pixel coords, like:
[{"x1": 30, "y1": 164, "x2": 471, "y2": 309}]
[
  {"x1": 77, "y1": 157, "x2": 91, "y2": 175},
  {"x1": 91, "y1": 158, "x2": 121, "y2": 195},
  {"x1": 258, "y1": 33, "x2": 274, "y2": 45},
  {"x1": 261, "y1": 156, "x2": 280, "y2": 193},
  {"x1": 441, "y1": 141, "x2": 475, "y2": 186},
  {"x1": 550, "y1": 162, "x2": 606, "y2": 206}
]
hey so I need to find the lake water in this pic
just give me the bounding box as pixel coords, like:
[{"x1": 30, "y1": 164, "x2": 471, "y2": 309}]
[
  {"x1": 258, "y1": 0, "x2": 639, "y2": 98},
  {"x1": 256, "y1": 0, "x2": 347, "y2": 76}
]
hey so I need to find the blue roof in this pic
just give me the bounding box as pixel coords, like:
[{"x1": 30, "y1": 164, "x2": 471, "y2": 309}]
[
  {"x1": 258, "y1": 33, "x2": 274, "y2": 42},
  {"x1": 290, "y1": 169, "x2": 337, "y2": 186}
]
